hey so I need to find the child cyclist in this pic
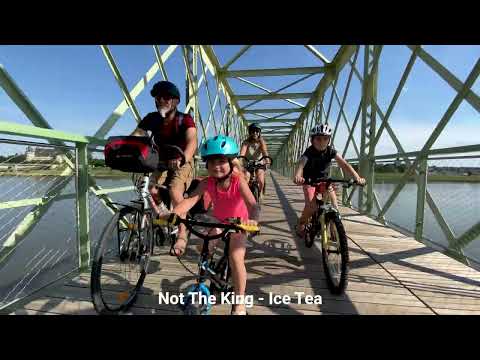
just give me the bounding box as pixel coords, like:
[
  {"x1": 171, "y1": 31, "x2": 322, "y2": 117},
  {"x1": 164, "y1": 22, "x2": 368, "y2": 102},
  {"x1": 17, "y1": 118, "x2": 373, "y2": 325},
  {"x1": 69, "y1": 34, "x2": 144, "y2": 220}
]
[
  {"x1": 293, "y1": 123, "x2": 366, "y2": 237},
  {"x1": 160, "y1": 135, "x2": 260, "y2": 315}
]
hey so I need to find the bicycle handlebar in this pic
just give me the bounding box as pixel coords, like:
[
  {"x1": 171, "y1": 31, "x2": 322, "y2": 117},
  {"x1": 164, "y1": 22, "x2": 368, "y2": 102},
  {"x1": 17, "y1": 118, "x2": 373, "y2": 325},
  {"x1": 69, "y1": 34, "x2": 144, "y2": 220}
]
[
  {"x1": 238, "y1": 156, "x2": 273, "y2": 173},
  {"x1": 153, "y1": 214, "x2": 260, "y2": 241},
  {"x1": 302, "y1": 177, "x2": 365, "y2": 188}
]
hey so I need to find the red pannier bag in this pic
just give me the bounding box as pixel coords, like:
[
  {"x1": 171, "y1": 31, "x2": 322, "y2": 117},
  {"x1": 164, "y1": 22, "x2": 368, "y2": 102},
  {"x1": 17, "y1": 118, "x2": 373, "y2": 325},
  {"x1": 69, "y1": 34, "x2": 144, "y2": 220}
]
[{"x1": 104, "y1": 136, "x2": 159, "y2": 173}]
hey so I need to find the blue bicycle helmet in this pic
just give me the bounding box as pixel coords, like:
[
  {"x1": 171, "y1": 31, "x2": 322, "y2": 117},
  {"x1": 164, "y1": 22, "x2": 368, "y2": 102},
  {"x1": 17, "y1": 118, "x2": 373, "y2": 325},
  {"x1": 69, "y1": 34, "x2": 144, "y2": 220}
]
[{"x1": 200, "y1": 135, "x2": 239, "y2": 161}]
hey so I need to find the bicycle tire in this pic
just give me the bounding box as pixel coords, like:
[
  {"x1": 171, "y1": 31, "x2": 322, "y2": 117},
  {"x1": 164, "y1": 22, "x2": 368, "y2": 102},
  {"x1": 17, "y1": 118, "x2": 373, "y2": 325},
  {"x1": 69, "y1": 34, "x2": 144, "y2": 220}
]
[
  {"x1": 90, "y1": 208, "x2": 152, "y2": 315},
  {"x1": 182, "y1": 283, "x2": 211, "y2": 315},
  {"x1": 321, "y1": 212, "x2": 349, "y2": 295}
]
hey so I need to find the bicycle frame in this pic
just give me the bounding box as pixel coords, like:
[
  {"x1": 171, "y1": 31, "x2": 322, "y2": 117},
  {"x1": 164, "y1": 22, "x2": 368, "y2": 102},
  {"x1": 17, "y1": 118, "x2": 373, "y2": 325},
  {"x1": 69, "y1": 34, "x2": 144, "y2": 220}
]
[
  {"x1": 306, "y1": 178, "x2": 356, "y2": 247},
  {"x1": 155, "y1": 215, "x2": 259, "y2": 290},
  {"x1": 238, "y1": 155, "x2": 272, "y2": 198}
]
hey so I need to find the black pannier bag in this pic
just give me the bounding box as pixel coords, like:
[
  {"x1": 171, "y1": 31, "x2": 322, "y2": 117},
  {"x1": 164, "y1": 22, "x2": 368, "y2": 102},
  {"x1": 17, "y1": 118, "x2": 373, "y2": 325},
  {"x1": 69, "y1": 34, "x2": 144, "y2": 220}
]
[{"x1": 104, "y1": 136, "x2": 159, "y2": 173}]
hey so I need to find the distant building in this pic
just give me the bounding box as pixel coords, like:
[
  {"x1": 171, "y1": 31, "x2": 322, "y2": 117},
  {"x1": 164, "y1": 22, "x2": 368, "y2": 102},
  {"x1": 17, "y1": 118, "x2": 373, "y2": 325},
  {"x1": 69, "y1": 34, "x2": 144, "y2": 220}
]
[{"x1": 25, "y1": 146, "x2": 64, "y2": 163}]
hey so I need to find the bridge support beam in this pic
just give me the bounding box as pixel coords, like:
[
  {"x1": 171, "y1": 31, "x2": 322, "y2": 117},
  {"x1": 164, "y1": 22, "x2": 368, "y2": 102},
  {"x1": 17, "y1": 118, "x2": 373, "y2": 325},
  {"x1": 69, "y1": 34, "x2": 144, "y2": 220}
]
[
  {"x1": 358, "y1": 45, "x2": 382, "y2": 214},
  {"x1": 76, "y1": 144, "x2": 90, "y2": 271}
]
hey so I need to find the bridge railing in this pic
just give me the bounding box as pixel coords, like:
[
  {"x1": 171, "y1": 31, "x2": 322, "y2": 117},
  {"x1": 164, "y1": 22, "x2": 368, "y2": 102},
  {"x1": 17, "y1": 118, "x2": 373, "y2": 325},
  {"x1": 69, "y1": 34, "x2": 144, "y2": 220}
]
[
  {"x1": 0, "y1": 45, "x2": 252, "y2": 311},
  {"x1": 273, "y1": 45, "x2": 480, "y2": 269},
  {"x1": 336, "y1": 145, "x2": 480, "y2": 269},
  {"x1": 0, "y1": 121, "x2": 127, "y2": 309}
]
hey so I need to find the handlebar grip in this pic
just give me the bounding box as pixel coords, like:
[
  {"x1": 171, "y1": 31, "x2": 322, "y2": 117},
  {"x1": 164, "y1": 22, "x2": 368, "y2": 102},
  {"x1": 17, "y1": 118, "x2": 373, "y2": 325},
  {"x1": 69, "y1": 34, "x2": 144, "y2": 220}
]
[
  {"x1": 153, "y1": 213, "x2": 180, "y2": 226},
  {"x1": 154, "y1": 218, "x2": 169, "y2": 226},
  {"x1": 237, "y1": 224, "x2": 260, "y2": 233}
]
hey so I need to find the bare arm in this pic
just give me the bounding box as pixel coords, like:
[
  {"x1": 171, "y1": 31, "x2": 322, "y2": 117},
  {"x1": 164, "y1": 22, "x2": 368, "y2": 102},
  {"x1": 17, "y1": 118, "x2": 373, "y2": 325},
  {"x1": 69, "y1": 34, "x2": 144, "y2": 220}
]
[
  {"x1": 239, "y1": 141, "x2": 248, "y2": 157},
  {"x1": 171, "y1": 178, "x2": 207, "y2": 216},
  {"x1": 130, "y1": 127, "x2": 148, "y2": 136},
  {"x1": 238, "y1": 175, "x2": 260, "y2": 221},
  {"x1": 293, "y1": 156, "x2": 308, "y2": 184},
  {"x1": 335, "y1": 153, "x2": 362, "y2": 180},
  {"x1": 184, "y1": 127, "x2": 198, "y2": 164},
  {"x1": 260, "y1": 138, "x2": 270, "y2": 157}
]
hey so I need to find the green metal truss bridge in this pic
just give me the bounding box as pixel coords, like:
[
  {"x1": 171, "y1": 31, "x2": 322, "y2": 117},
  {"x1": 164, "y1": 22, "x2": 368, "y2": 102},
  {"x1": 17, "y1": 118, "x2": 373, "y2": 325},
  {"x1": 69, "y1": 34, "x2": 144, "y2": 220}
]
[{"x1": 1, "y1": 45, "x2": 480, "y2": 315}]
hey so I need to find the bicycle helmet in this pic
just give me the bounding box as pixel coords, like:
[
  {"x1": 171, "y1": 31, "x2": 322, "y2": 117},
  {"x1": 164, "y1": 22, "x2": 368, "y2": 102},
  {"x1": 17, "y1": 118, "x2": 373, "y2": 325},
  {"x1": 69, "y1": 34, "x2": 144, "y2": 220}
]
[
  {"x1": 310, "y1": 123, "x2": 332, "y2": 137},
  {"x1": 150, "y1": 81, "x2": 181, "y2": 101},
  {"x1": 200, "y1": 135, "x2": 239, "y2": 161},
  {"x1": 248, "y1": 123, "x2": 262, "y2": 135}
]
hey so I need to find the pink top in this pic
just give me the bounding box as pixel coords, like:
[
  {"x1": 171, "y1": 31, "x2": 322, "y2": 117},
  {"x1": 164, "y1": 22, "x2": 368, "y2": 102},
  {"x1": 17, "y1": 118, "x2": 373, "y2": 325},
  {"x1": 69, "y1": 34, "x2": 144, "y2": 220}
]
[{"x1": 206, "y1": 174, "x2": 250, "y2": 222}]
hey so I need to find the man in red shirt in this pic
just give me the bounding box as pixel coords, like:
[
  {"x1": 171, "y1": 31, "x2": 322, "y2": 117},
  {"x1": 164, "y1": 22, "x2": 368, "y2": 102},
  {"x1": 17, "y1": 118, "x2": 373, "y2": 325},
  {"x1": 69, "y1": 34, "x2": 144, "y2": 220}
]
[{"x1": 131, "y1": 81, "x2": 197, "y2": 256}]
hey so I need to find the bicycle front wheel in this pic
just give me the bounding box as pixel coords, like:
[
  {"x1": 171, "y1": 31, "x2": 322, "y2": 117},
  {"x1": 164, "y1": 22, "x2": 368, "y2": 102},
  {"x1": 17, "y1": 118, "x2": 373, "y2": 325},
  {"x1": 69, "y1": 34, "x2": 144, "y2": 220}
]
[
  {"x1": 321, "y1": 212, "x2": 349, "y2": 295},
  {"x1": 90, "y1": 208, "x2": 153, "y2": 314}
]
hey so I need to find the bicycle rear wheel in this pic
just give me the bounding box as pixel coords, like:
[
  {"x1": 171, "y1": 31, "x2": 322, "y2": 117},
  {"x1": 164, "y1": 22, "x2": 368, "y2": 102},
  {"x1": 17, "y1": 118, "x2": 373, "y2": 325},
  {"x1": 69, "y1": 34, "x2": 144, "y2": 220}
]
[
  {"x1": 90, "y1": 207, "x2": 153, "y2": 314},
  {"x1": 321, "y1": 212, "x2": 349, "y2": 295}
]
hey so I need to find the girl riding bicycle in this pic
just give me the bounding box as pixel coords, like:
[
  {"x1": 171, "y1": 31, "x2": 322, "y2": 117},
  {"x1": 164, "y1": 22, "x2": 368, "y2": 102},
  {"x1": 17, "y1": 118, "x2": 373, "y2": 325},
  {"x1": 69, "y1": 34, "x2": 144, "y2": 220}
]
[
  {"x1": 159, "y1": 135, "x2": 260, "y2": 315},
  {"x1": 293, "y1": 123, "x2": 366, "y2": 237},
  {"x1": 239, "y1": 123, "x2": 271, "y2": 198}
]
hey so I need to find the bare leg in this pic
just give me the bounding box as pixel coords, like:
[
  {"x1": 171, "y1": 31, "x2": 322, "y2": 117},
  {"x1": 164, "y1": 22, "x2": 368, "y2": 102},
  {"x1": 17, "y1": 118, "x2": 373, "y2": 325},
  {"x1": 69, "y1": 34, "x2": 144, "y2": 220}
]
[
  {"x1": 169, "y1": 186, "x2": 188, "y2": 256},
  {"x1": 229, "y1": 232, "x2": 247, "y2": 314},
  {"x1": 297, "y1": 185, "x2": 316, "y2": 235},
  {"x1": 256, "y1": 169, "x2": 265, "y2": 195}
]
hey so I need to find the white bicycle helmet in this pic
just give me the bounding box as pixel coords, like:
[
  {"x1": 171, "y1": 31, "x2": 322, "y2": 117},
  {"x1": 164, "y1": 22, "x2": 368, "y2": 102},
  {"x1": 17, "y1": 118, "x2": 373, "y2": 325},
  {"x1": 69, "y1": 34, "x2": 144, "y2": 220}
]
[{"x1": 310, "y1": 123, "x2": 332, "y2": 137}]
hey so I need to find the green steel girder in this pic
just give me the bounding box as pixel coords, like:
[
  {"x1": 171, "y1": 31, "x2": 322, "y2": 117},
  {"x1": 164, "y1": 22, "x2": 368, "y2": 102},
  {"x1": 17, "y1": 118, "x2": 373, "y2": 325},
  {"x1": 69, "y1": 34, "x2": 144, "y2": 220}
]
[
  {"x1": 152, "y1": 45, "x2": 169, "y2": 81},
  {"x1": 200, "y1": 45, "x2": 250, "y2": 134},
  {"x1": 449, "y1": 221, "x2": 480, "y2": 251},
  {"x1": 233, "y1": 76, "x2": 309, "y2": 109},
  {"x1": 277, "y1": 46, "x2": 357, "y2": 156},
  {"x1": 94, "y1": 45, "x2": 178, "y2": 138},
  {"x1": 377, "y1": 59, "x2": 480, "y2": 220},
  {"x1": 220, "y1": 66, "x2": 326, "y2": 78},
  {"x1": 245, "y1": 118, "x2": 297, "y2": 124},
  {"x1": 241, "y1": 108, "x2": 304, "y2": 114},
  {"x1": 222, "y1": 45, "x2": 252, "y2": 70},
  {"x1": 304, "y1": 45, "x2": 331, "y2": 64},
  {"x1": 408, "y1": 45, "x2": 480, "y2": 113},
  {"x1": 100, "y1": 45, "x2": 142, "y2": 124},
  {"x1": 358, "y1": 45, "x2": 382, "y2": 213},
  {"x1": 234, "y1": 93, "x2": 312, "y2": 101},
  {"x1": 415, "y1": 158, "x2": 428, "y2": 241},
  {"x1": 332, "y1": 47, "x2": 360, "y2": 142},
  {"x1": 76, "y1": 143, "x2": 90, "y2": 270},
  {"x1": 260, "y1": 125, "x2": 294, "y2": 130},
  {"x1": 0, "y1": 121, "x2": 105, "y2": 145},
  {"x1": 372, "y1": 46, "x2": 419, "y2": 148}
]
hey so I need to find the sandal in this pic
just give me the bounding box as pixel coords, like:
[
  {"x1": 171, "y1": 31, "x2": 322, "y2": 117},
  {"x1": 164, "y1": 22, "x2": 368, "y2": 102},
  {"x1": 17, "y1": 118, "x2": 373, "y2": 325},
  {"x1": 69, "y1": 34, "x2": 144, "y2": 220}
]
[
  {"x1": 170, "y1": 237, "x2": 188, "y2": 257},
  {"x1": 231, "y1": 305, "x2": 248, "y2": 315}
]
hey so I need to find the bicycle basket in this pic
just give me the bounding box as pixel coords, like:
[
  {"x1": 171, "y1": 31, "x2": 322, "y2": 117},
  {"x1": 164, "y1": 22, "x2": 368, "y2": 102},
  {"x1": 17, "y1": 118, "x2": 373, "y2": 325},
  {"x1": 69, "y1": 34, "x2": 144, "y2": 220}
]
[{"x1": 104, "y1": 136, "x2": 159, "y2": 173}]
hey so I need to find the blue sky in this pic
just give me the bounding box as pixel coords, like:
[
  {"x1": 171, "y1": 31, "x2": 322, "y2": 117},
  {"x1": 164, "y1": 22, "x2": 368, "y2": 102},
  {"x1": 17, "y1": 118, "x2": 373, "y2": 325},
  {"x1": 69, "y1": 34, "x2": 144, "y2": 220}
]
[{"x1": 0, "y1": 45, "x2": 479, "y2": 159}]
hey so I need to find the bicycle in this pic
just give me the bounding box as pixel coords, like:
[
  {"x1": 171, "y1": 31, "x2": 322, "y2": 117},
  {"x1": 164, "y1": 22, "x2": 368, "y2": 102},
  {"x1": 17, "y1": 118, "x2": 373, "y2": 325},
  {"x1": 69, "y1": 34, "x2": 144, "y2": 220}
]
[
  {"x1": 238, "y1": 155, "x2": 273, "y2": 203},
  {"x1": 90, "y1": 144, "x2": 197, "y2": 315},
  {"x1": 156, "y1": 213, "x2": 259, "y2": 315},
  {"x1": 299, "y1": 177, "x2": 364, "y2": 295}
]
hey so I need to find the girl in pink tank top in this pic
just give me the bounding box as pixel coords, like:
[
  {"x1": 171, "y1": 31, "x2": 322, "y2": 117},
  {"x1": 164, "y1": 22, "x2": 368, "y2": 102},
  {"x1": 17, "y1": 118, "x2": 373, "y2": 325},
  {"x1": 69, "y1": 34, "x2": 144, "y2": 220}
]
[{"x1": 166, "y1": 135, "x2": 260, "y2": 315}]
